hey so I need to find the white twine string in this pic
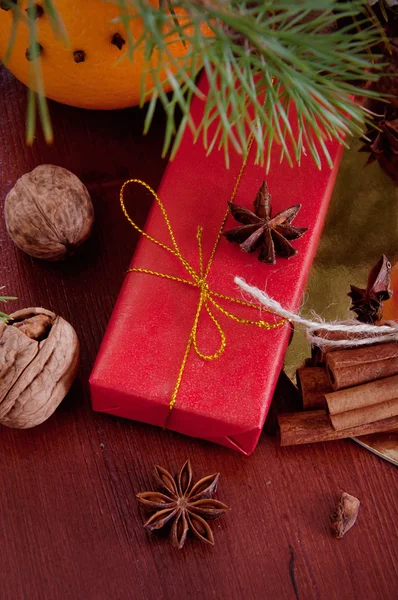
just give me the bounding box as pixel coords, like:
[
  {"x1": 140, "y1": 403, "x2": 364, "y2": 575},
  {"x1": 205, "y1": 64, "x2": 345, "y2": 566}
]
[{"x1": 234, "y1": 277, "x2": 398, "y2": 348}]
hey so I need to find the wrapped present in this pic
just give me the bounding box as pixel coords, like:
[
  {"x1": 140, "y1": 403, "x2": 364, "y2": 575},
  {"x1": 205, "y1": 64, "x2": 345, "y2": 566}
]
[{"x1": 90, "y1": 76, "x2": 344, "y2": 455}]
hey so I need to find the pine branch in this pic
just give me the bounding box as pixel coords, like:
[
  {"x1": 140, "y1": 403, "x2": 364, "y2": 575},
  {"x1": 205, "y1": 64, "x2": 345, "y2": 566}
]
[
  {"x1": 0, "y1": 0, "x2": 388, "y2": 168},
  {"x1": 120, "y1": 0, "x2": 386, "y2": 167},
  {"x1": 1, "y1": 0, "x2": 65, "y2": 143},
  {"x1": 0, "y1": 288, "x2": 16, "y2": 323}
]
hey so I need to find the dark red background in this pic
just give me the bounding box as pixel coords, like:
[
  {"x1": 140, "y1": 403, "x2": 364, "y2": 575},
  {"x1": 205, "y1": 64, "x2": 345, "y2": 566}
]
[{"x1": 0, "y1": 67, "x2": 397, "y2": 600}]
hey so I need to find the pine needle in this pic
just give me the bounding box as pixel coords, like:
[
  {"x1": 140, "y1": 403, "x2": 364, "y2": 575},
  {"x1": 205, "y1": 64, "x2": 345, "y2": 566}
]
[{"x1": 1, "y1": 0, "x2": 389, "y2": 168}]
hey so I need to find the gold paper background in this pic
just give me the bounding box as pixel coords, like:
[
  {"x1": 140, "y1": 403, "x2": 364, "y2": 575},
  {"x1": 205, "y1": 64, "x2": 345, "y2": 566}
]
[{"x1": 285, "y1": 139, "x2": 398, "y2": 378}]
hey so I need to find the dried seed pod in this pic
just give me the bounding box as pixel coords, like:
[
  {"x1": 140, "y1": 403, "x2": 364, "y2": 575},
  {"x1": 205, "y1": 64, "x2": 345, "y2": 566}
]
[
  {"x1": 331, "y1": 492, "x2": 360, "y2": 539},
  {"x1": 4, "y1": 165, "x2": 94, "y2": 260},
  {"x1": 0, "y1": 307, "x2": 79, "y2": 428}
]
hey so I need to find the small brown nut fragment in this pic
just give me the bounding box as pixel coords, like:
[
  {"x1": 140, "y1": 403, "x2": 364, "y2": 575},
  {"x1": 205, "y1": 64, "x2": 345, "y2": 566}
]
[
  {"x1": 0, "y1": 307, "x2": 79, "y2": 428},
  {"x1": 4, "y1": 164, "x2": 94, "y2": 260},
  {"x1": 331, "y1": 492, "x2": 360, "y2": 538}
]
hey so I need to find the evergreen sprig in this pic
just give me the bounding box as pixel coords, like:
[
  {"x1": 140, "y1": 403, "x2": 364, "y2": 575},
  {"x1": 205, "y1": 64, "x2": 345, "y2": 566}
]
[
  {"x1": 0, "y1": 288, "x2": 16, "y2": 323},
  {"x1": 1, "y1": 0, "x2": 388, "y2": 167}
]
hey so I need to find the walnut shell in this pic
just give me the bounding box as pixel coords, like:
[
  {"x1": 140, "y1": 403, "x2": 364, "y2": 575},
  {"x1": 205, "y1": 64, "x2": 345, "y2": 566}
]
[
  {"x1": 4, "y1": 165, "x2": 94, "y2": 260},
  {"x1": 0, "y1": 308, "x2": 79, "y2": 428}
]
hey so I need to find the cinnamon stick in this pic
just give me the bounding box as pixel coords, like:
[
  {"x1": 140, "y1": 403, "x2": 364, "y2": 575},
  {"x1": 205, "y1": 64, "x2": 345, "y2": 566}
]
[
  {"x1": 325, "y1": 375, "x2": 398, "y2": 431},
  {"x1": 326, "y1": 342, "x2": 398, "y2": 390},
  {"x1": 278, "y1": 410, "x2": 398, "y2": 447},
  {"x1": 296, "y1": 366, "x2": 332, "y2": 409}
]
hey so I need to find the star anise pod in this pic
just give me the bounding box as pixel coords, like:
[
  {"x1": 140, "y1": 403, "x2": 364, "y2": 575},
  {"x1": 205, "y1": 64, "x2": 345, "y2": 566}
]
[
  {"x1": 360, "y1": 105, "x2": 398, "y2": 185},
  {"x1": 348, "y1": 254, "x2": 392, "y2": 323},
  {"x1": 137, "y1": 460, "x2": 230, "y2": 549},
  {"x1": 223, "y1": 180, "x2": 308, "y2": 264}
]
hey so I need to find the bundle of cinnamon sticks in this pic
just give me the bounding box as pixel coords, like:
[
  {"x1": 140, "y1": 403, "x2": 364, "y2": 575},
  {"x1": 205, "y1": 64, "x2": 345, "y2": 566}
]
[
  {"x1": 279, "y1": 341, "x2": 398, "y2": 446},
  {"x1": 278, "y1": 255, "x2": 398, "y2": 447}
]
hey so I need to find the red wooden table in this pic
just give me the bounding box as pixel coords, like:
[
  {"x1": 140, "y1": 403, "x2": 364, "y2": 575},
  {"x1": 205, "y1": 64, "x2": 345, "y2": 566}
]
[{"x1": 0, "y1": 67, "x2": 397, "y2": 600}]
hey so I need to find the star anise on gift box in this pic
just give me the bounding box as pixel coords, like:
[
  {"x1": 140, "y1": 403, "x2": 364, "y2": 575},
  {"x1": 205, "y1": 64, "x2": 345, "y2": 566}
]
[
  {"x1": 223, "y1": 180, "x2": 308, "y2": 264},
  {"x1": 137, "y1": 460, "x2": 230, "y2": 549},
  {"x1": 348, "y1": 254, "x2": 392, "y2": 323}
]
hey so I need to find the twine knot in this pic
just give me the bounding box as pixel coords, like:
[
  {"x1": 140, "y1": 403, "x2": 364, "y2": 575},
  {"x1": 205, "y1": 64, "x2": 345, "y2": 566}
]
[{"x1": 196, "y1": 279, "x2": 209, "y2": 293}]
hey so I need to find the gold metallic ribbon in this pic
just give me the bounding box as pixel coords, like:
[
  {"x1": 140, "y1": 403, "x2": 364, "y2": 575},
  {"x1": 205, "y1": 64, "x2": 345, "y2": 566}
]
[{"x1": 120, "y1": 173, "x2": 286, "y2": 422}]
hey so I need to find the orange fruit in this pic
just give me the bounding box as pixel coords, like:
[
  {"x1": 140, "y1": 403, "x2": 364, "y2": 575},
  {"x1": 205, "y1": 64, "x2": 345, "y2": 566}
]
[
  {"x1": 382, "y1": 261, "x2": 398, "y2": 320},
  {"x1": 0, "y1": 0, "x2": 207, "y2": 110}
]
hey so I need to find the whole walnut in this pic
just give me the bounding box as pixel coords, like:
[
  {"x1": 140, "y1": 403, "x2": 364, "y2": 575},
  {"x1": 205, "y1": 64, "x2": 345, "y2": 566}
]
[
  {"x1": 4, "y1": 164, "x2": 94, "y2": 260},
  {"x1": 0, "y1": 307, "x2": 79, "y2": 428}
]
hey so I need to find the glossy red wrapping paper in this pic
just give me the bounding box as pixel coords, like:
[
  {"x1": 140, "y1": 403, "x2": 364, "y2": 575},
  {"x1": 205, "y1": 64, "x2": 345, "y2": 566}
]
[{"x1": 90, "y1": 76, "x2": 343, "y2": 455}]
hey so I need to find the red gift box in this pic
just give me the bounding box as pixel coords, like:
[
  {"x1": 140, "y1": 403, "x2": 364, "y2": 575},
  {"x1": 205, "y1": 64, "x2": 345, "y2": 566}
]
[{"x1": 90, "y1": 76, "x2": 343, "y2": 455}]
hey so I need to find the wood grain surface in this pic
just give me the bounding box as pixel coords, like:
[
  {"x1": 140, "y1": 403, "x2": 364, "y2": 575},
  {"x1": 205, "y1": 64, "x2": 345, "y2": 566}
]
[{"x1": 0, "y1": 67, "x2": 397, "y2": 600}]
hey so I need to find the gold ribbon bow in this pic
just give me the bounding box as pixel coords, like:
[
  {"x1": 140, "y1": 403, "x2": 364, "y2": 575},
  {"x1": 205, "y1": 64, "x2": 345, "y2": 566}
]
[{"x1": 120, "y1": 176, "x2": 286, "y2": 421}]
